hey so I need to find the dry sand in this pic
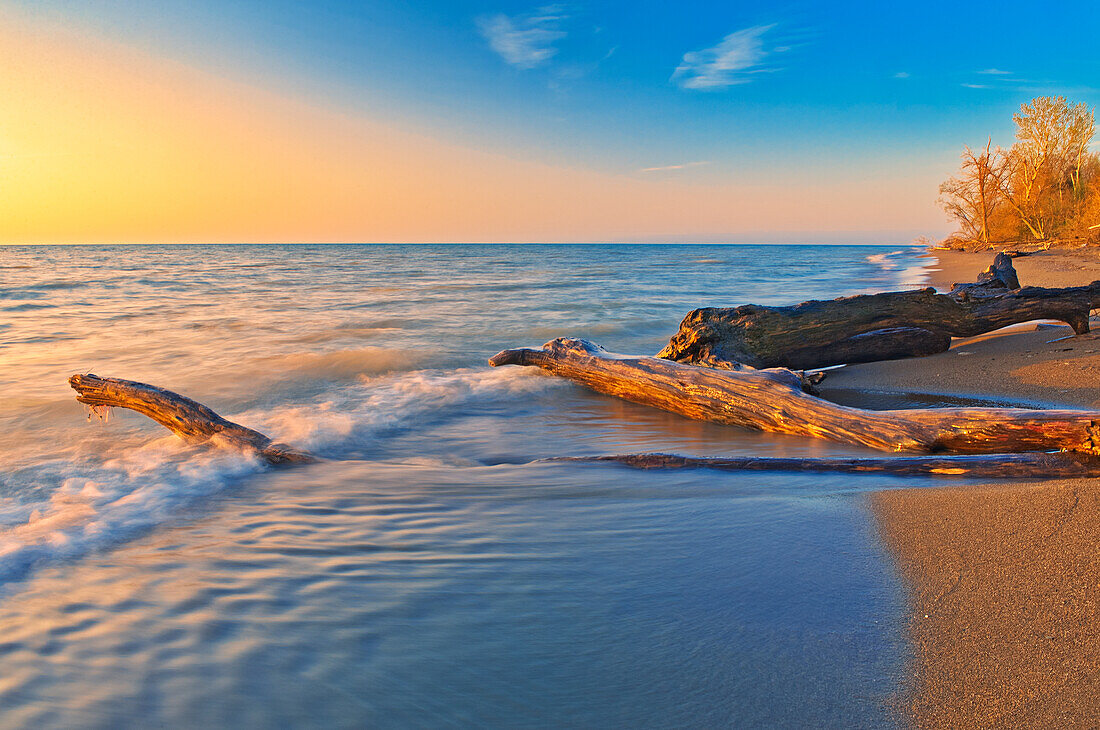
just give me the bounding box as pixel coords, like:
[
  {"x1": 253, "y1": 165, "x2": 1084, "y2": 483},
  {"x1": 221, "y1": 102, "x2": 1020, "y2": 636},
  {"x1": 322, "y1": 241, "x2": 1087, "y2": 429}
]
[
  {"x1": 840, "y1": 248, "x2": 1100, "y2": 727},
  {"x1": 825, "y1": 248, "x2": 1100, "y2": 409}
]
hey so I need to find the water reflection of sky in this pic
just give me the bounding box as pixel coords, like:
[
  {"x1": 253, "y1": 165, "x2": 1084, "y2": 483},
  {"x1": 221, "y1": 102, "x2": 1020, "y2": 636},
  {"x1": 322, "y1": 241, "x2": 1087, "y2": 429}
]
[{"x1": 0, "y1": 244, "x2": 928, "y2": 726}]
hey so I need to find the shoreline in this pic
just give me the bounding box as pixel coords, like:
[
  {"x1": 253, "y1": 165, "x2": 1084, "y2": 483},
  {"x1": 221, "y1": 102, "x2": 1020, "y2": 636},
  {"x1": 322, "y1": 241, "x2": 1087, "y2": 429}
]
[{"x1": 848, "y1": 247, "x2": 1100, "y2": 726}]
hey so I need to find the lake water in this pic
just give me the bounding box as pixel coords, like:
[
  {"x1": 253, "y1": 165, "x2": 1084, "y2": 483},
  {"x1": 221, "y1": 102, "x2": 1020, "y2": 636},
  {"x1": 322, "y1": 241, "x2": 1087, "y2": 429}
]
[{"x1": 0, "y1": 244, "x2": 933, "y2": 727}]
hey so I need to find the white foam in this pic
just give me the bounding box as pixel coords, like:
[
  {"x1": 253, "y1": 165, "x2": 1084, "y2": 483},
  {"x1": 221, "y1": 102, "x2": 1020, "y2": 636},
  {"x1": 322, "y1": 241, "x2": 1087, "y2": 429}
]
[
  {"x1": 0, "y1": 366, "x2": 561, "y2": 584},
  {"x1": 865, "y1": 250, "x2": 905, "y2": 269},
  {"x1": 246, "y1": 366, "x2": 561, "y2": 451},
  {"x1": 866, "y1": 250, "x2": 931, "y2": 289}
]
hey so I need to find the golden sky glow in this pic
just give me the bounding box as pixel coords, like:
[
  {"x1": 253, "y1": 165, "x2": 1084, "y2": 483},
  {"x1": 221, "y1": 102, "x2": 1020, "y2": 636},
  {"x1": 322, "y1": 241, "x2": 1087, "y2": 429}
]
[{"x1": 1, "y1": 11, "x2": 939, "y2": 244}]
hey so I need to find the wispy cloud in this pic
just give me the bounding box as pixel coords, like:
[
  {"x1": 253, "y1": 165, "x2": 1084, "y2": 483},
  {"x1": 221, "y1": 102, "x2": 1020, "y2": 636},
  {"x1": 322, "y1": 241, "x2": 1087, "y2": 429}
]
[
  {"x1": 962, "y1": 83, "x2": 989, "y2": 89},
  {"x1": 478, "y1": 6, "x2": 566, "y2": 69},
  {"x1": 977, "y1": 68, "x2": 1012, "y2": 75},
  {"x1": 639, "y1": 161, "x2": 710, "y2": 173},
  {"x1": 671, "y1": 24, "x2": 777, "y2": 90},
  {"x1": 893, "y1": 71, "x2": 910, "y2": 79}
]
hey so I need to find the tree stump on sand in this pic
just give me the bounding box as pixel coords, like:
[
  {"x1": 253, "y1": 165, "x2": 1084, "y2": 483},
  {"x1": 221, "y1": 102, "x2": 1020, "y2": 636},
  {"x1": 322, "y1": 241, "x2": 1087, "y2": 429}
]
[{"x1": 968, "y1": 251, "x2": 1021, "y2": 291}]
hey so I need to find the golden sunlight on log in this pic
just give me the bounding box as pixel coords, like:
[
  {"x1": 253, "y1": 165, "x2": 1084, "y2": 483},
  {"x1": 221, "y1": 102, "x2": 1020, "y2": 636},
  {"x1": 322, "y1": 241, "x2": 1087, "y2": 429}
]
[
  {"x1": 490, "y1": 338, "x2": 1100, "y2": 458},
  {"x1": 69, "y1": 374, "x2": 315, "y2": 465}
]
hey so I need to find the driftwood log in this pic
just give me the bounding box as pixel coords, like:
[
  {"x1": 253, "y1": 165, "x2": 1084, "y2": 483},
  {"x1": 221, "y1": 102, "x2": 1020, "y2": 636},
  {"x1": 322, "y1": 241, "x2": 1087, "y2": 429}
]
[
  {"x1": 657, "y1": 255, "x2": 1100, "y2": 370},
  {"x1": 69, "y1": 374, "x2": 315, "y2": 465},
  {"x1": 71, "y1": 364, "x2": 1100, "y2": 478},
  {"x1": 552, "y1": 452, "x2": 1100, "y2": 479},
  {"x1": 490, "y1": 338, "x2": 1100, "y2": 463}
]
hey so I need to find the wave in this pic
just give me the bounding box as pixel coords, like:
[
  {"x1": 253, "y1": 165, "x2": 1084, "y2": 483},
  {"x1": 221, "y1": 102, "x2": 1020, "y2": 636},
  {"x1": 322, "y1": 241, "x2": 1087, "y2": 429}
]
[
  {"x1": 896, "y1": 265, "x2": 931, "y2": 288},
  {"x1": 0, "y1": 366, "x2": 561, "y2": 586},
  {"x1": 0, "y1": 439, "x2": 265, "y2": 585},
  {"x1": 866, "y1": 249, "x2": 930, "y2": 289},
  {"x1": 241, "y1": 366, "x2": 562, "y2": 452},
  {"x1": 865, "y1": 251, "x2": 905, "y2": 269}
]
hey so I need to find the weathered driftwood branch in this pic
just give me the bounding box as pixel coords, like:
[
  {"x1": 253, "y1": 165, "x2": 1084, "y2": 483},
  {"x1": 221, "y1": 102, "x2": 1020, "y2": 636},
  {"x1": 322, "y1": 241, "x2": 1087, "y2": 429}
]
[
  {"x1": 489, "y1": 338, "x2": 1100, "y2": 456},
  {"x1": 552, "y1": 452, "x2": 1100, "y2": 478},
  {"x1": 69, "y1": 374, "x2": 315, "y2": 465},
  {"x1": 657, "y1": 255, "x2": 1100, "y2": 369}
]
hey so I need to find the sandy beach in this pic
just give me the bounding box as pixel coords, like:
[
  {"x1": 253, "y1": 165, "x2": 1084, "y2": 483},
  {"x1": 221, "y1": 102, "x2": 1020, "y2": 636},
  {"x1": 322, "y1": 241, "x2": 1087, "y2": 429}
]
[
  {"x1": 827, "y1": 249, "x2": 1100, "y2": 408},
  {"x1": 838, "y1": 248, "x2": 1100, "y2": 727}
]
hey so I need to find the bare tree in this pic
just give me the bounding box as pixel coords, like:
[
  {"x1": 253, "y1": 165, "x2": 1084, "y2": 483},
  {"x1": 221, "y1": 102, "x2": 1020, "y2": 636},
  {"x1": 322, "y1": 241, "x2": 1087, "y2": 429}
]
[{"x1": 938, "y1": 138, "x2": 1005, "y2": 244}]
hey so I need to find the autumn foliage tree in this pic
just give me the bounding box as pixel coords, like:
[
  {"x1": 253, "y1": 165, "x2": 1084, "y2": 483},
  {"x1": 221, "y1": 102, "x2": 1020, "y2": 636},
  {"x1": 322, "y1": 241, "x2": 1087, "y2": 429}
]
[
  {"x1": 939, "y1": 96, "x2": 1100, "y2": 248},
  {"x1": 937, "y1": 138, "x2": 1006, "y2": 244}
]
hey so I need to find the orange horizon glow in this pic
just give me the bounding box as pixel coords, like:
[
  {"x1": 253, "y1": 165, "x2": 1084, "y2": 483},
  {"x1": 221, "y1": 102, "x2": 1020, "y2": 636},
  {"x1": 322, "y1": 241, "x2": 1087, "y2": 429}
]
[{"x1": 1, "y1": 11, "x2": 943, "y2": 245}]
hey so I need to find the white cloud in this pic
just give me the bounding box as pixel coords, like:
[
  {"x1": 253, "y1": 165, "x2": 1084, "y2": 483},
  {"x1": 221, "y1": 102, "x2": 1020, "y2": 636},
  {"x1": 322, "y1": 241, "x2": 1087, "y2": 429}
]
[
  {"x1": 977, "y1": 68, "x2": 1012, "y2": 75},
  {"x1": 962, "y1": 83, "x2": 989, "y2": 89},
  {"x1": 671, "y1": 24, "x2": 776, "y2": 90},
  {"x1": 893, "y1": 71, "x2": 910, "y2": 79},
  {"x1": 478, "y1": 6, "x2": 566, "y2": 69},
  {"x1": 639, "y1": 161, "x2": 711, "y2": 173}
]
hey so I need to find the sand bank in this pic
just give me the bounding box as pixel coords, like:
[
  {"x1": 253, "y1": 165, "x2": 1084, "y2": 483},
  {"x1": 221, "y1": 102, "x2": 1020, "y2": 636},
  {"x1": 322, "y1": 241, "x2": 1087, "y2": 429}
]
[
  {"x1": 844, "y1": 247, "x2": 1100, "y2": 726},
  {"x1": 872, "y1": 480, "x2": 1100, "y2": 727}
]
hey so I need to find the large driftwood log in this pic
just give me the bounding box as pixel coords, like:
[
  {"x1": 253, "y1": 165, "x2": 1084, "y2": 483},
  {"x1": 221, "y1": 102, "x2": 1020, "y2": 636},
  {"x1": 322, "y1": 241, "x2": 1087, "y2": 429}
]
[
  {"x1": 490, "y1": 338, "x2": 1100, "y2": 456},
  {"x1": 69, "y1": 374, "x2": 315, "y2": 465},
  {"x1": 657, "y1": 258, "x2": 1100, "y2": 370}
]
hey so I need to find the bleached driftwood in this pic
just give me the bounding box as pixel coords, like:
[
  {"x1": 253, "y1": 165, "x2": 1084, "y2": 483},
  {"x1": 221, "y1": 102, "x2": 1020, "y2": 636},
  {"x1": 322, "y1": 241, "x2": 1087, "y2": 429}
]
[
  {"x1": 69, "y1": 374, "x2": 315, "y2": 465},
  {"x1": 489, "y1": 338, "x2": 1100, "y2": 458}
]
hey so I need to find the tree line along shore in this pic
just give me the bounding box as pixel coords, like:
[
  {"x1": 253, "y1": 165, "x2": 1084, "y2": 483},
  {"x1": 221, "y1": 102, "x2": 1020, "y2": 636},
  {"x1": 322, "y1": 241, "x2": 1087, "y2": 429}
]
[{"x1": 936, "y1": 95, "x2": 1100, "y2": 251}]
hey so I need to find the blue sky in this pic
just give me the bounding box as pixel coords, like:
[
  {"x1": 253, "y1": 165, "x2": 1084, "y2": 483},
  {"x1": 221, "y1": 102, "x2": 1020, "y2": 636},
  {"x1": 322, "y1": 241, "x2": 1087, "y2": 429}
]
[{"x1": 8, "y1": 0, "x2": 1100, "y2": 242}]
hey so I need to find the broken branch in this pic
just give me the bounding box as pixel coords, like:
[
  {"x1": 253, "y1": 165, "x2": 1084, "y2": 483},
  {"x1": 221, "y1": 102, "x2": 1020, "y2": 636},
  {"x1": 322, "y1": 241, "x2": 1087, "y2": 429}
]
[{"x1": 69, "y1": 373, "x2": 315, "y2": 465}]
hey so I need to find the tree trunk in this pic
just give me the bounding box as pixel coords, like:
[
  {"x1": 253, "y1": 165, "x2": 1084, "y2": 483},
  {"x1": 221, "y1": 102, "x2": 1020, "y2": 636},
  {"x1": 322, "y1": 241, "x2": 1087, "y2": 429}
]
[
  {"x1": 69, "y1": 373, "x2": 315, "y2": 465},
  {"x1": 657, "y1": 280, "x2": 1100, "y2": 370},
  {"x1": 489, "y1": 338, "x2": 1100, "y2": 456}
]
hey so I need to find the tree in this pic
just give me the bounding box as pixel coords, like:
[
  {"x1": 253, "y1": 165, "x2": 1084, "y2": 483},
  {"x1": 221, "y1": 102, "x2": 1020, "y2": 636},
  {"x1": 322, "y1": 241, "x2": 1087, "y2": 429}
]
[
  {"x1": 1014, "y1": 96, "x2": 1094, "y2": 195},
  {"x1": 939, "y1": 96, "x2": 1100, "y2": 247},
  {"x1": 938, "y1": 138, "x2": 1006, "y2": 244},
  {"x1": 999, "y1": 97, "x2": 1096, "y2": 239}
]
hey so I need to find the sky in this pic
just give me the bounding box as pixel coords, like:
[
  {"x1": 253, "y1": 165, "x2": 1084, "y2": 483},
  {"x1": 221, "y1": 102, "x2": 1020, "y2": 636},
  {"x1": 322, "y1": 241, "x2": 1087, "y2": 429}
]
[{"x1": 2, "y1": 0, "x2": 1098, "y2": 244}]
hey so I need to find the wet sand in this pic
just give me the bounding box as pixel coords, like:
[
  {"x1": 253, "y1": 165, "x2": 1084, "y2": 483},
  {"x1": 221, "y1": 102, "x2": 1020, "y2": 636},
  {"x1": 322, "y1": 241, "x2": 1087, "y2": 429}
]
[
  {"x1": 872, "y1": 480, "x2": 1100, "y2": 728},
  {"x1": 840, "y1": 248, "x2": 1100, "y2": 727}
]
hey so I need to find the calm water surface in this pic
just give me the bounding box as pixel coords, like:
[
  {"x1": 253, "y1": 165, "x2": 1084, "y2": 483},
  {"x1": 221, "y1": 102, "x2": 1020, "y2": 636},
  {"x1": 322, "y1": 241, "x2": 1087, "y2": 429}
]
[{"x1": 0, "y1": 244, "x2": 932, "y2": 727}]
